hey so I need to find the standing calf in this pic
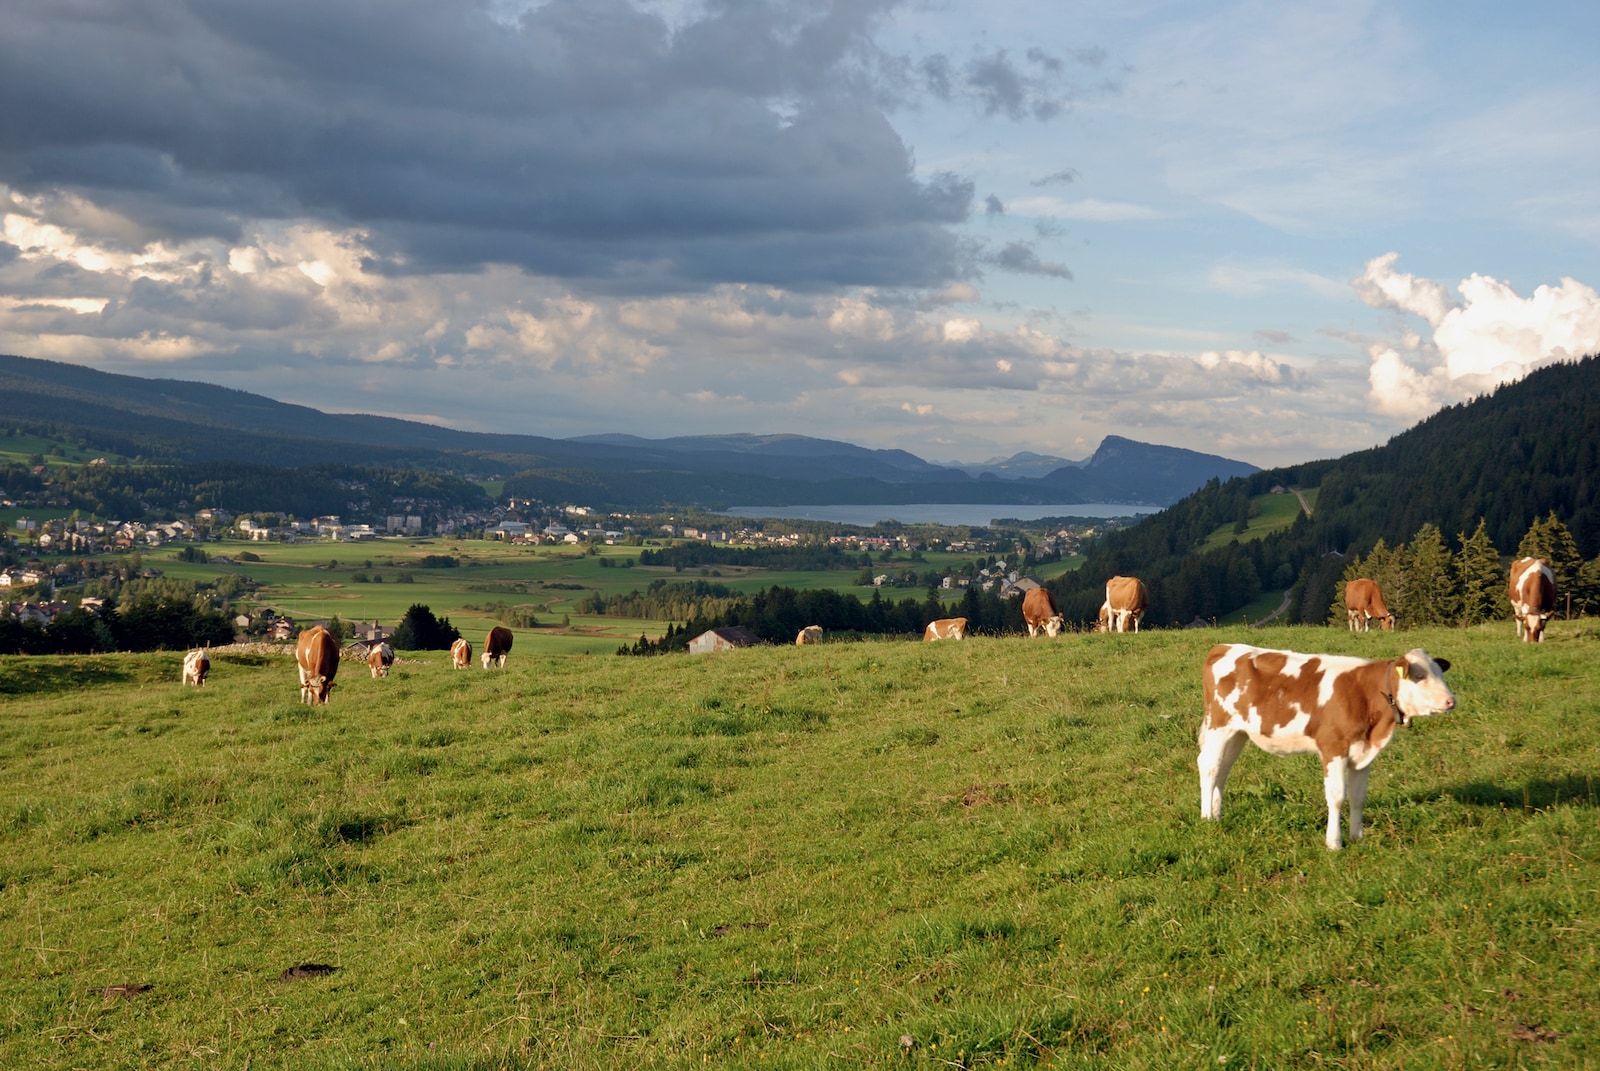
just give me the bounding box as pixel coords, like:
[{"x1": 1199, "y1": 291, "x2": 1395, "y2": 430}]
[{"x1": 1198, "y1": 644, "x2": 1455, "y2": 850}]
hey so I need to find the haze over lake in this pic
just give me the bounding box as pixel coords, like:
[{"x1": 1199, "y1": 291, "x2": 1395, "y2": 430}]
[{"x1": 721, "y1": 503, "x2": 1154, "y2": 527}]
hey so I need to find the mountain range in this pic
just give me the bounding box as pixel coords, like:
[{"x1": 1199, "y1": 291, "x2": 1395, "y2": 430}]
[{"x1": 0, "y1": 354, "x2": 1257, "y2": 508}]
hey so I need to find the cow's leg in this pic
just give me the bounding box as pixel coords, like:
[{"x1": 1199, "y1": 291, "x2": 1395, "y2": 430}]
[
  {"x1": 1347, "y1": 763, "x2": 1373, "y2": 844},
  {"x1": 1198, "y1": 728, "x2": 1249, "y2": 820},
  {"x1": 1322, "y1": 757, "x2": 1350, "y2": 850}
]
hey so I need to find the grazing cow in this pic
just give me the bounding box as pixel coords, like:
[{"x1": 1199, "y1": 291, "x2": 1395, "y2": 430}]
[
  {"x1": 295, "y1": 625, "x2": 339, "y2": 706},
  {"x1": 367, "y1": 642, "x2": 395, "y2": 678},
  {"x1": 923, "y1": 617, "x2": 968, "y2": 642},
  {"x1": 1022, "y1": 587, "x2": 1065, "y2": 638},
  {"x1": 482, "y1": 625, "x2": 513, "y2": 669},
  {"x1": 1344, "y1": 578, "x2": 1396, "y2": 632},
  {"x1": 451, "y1": 637, "x2": 472, "y2": 670},
  {"x1": 1509, "y1": 557, "x2": 1555, "y2": 643},
  {"x1": 182, "y1": 649, "x2": 210, "y2": 687},
  {"x1": 1198, "y1": 644, "x2": 1455, "y2": 850},
  {"x1": 1103, "y1": 575, "x2": 1149, "y2": 633},
  {"x1": 796, "y1": 625, "x2": 823, "y2": 646}
]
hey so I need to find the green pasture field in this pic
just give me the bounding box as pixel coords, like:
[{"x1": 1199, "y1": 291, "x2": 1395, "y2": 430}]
[
  {"x1": 2, "y1": 506, "x2": 75, "y2": 534},
  {"x1": 1217, "y1": 588, "x2": 1293, "y2": 628},
  {"x1": 148, "y1": 540, "x2": 1057, "y2": 652},
  {"x1": 1200, "y1": 489, "x2": 1317, "y2": 554},
  {"x1": 0, "y1": 432, "x2": 137, "y2": 469},
  {"x1": 1, "y1": 622, "x2": 1594, "y2": 1069}
]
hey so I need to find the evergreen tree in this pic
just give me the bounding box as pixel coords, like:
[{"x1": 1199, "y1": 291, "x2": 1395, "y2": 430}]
[
  {"x1": 1454, "y1": 518, "x2": 1505, "y2": 626},
  {"x1": 1576, "y1": 557, "x2": 1600, "y2": 617},
  {"x1": 391, "y1": 603, "x2": 462, "y2": 650},
  {"x1": 1542, "y1": 512, "x2": 1584, "y2": 600},
  {"x1": 1517, "y1": 512, "x2": 1583, "y2": 613},
  {"x1": 1403, "y1": 523, "x2": 1456, "y2": 627}
]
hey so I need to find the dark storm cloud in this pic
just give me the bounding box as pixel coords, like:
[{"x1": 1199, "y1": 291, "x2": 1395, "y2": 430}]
[
  {"x1": 984, "y1": 195, "x2": 1006, "y2": 216},
  {"x1": 0, "y1": 0, "x2": 973, "y2": 293}
]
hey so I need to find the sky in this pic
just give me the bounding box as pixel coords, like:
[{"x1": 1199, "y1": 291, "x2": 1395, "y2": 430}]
[{"x1": 2, "y1": 0, "x2": 1598, "y2": 470}]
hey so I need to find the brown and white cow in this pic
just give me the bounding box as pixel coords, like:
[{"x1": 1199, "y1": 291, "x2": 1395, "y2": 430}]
[
  {"x1": 450, "y1": 637, "x2": 472, "y2": 669},
  {"x1": 1199, "y1": 644, "x2": 1455, "y2": 850},
  {"x1": 1022, "y1": 587, "x2": 1065, "y2": 638},
  {"x1": 1102, "y1": 575, "x2": 1148, "y2": 633},
  {"x1": 1344, "y1": 578, "x2": 1396, "y2": 632},
  {"x1": 295, "y1": 625, "x2": 340, "y2": 705},
  {"x1": 182, "y1": 649, "x2": 210, "y2": 687},
  {"x1": 482, "y1": 625, "x2": 513, "y2": 669},
  {"x1": 923, "y1": 617, "x2": 968, "y2": 642},
  {"x1": 796, "y1": 625, "x2": 824, "y2": 646},
  {"x1": 1509, "y1": 557, "x2": 1555, "y2": 643},
  {"x1": 367, "y1": 642, "x2": 395, "y2": 678}
]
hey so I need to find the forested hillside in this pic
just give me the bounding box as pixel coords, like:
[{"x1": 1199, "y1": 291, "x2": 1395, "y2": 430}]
[
  {"x1": 0, "y1": 460, "x2": 490, "y2": 522},
  {"x1": 1045, "y1": 356, "x2": 1600, "y2": 627}
]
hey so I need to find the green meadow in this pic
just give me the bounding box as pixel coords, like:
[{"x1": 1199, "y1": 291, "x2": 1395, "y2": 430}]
[
  {"x1": 150, "y1": 539, "x2": 1063, "y2": 655},
  {"x1": 0, "y1": 622, "x2": 1594, "y2": 1069},
  {"x1": 1199, "y1": 489, "x2": 1318, "y2": 554}
]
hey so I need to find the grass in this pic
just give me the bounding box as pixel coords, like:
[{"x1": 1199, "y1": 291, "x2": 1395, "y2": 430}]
[
  {"x1": 148, "y1": 539, "x2": 1054, "y2": 653},
  {"x1": 0, "y1": 621, "x2": 1595, "y2": 1068},
  {"x1": 1199, "y1": 489, "x2": 1316, "y2": 553}
]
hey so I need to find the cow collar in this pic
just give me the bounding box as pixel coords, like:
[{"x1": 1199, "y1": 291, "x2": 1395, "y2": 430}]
[{"x1": 1383, "y1": 662, "x2": 1408, "y2": 727}]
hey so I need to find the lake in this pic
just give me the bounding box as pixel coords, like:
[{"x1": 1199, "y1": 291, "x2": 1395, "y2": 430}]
[{"x1": 719, "y1": 503, "x2": 1156, "y2": 527}]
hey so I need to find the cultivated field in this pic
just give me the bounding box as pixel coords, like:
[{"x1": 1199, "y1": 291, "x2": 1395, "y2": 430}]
[
  {"x1": 153, "y1": 539, "x2": 1066, "y2": 655},
  {"x1": 1, "y1": 623, "x2": 1595, "y2": 1069}
]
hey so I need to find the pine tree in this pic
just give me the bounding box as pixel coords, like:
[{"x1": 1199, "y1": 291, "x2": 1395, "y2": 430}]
[
  {"x1": 1516, "y1": 514, "x2": 1552, "y2": 563},
  {"x1": 1454, "y1": 519, "x2": 1506, "y2": 626},
  {"x1": 1402, "y1": 524, "x2": 1456, "y2": 626},
  {"x1": 1541, "y1": 512, "x2": 1583, "y2": 597},
  {"x1": 1577, "y1": 557, "x2": 1600, "y2": 617}
]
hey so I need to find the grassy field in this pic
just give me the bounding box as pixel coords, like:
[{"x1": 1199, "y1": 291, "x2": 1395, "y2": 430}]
[
  {"x1": 0, "y1": 621, "x2": 1594, "y2": 1068},
  {"x1": 1200, "y1": 489, "x2": 1318, "y2": 553},
  {"x1": 0, "y1": 432, "x2": 138, "y2": 469},
  {"x1": 147, "y1": 540, "x2": 1069, "y2": 655}
]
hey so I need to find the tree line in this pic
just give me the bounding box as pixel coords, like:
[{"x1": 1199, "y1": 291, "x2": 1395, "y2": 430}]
[
  {"x1": 616, "y1": 582, "x2": 1030, "y2": 655},
  {"x1": 1333, "y1": 513, "x2": 1599, "y2": 628}
]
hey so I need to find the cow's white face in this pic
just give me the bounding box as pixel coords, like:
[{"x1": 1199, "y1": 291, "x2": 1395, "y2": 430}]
[
  {"x1": 1044, "y1": 615, "x2": 1064, "y2": 638},
  {"x1": 1393, "y1": 649, "x2": 1455, "y2": 724}
]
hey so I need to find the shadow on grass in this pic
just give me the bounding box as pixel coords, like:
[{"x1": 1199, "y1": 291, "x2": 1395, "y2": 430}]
[
  {"x1": 1430, "y1": 774, "x2": 1600, "y2": 810},
  {"x1": 0, "y1": 658, "x2": 134, "y2": 696}
]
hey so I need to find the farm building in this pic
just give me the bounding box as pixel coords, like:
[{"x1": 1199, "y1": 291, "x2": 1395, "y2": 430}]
[{"x1": 687, "y1": 627, "x2": 762, "y2": 655}]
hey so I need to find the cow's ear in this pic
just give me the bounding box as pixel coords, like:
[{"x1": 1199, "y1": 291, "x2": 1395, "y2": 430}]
[{"x1": 1433, "y1": 658, "x2": 1450, "y2": 673}]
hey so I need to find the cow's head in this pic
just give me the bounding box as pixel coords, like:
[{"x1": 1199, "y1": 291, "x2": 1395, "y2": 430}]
[
  {"x1": 1044, "y1": 613, "x2": 1064, "y2": 638},
  {"x1": 1522, "y1": 610, "x2": 1555, "y2": 643},
  {"x1": 1380, "y1": 612, "x2": 1397, "y2": 631},
  {"x1": 1096, "y1": 602, "x2": 1110, "y2": 632},
  {"x1": 1391, "y1": 649, "x2": 1454, "y2": 725},
  {"x1": 303, "y1": 675, "x2": 336, "y2": 705}
]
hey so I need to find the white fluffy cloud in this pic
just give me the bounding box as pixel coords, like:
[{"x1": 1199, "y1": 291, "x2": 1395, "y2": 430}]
[{"x1": 1356, "y1": 252, "x2": 1600, "y2": 421}]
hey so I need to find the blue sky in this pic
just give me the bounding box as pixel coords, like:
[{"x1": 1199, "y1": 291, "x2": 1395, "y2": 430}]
[{"x1": 2, "y1": 0, "x2": 1597, "y2": 468}]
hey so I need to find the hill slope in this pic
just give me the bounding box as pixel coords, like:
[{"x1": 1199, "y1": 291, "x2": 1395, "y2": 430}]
[
  {"x1": 0, "y1": 354, "x2": 1254, "y2": 508},
  {"x1": 1047, "y1": 355, "x2": 1600, "y2": 626}
]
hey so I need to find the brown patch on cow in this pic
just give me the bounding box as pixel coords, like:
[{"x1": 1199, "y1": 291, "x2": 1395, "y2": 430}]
[
  {"x1": 101, "y1": 983, "x2": 153, "y2": 1000},
  {"x1": 278, "y1": 963, "x2": 338, "y2": 981}
]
